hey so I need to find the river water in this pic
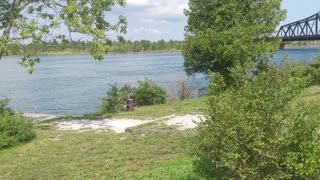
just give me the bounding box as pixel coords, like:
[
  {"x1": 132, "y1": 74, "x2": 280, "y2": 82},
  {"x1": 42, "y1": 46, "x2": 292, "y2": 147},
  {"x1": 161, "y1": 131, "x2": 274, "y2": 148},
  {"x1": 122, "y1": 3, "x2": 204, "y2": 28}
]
[{"x1": 0, "y1": 48, "x2": 319, "y2": 115}]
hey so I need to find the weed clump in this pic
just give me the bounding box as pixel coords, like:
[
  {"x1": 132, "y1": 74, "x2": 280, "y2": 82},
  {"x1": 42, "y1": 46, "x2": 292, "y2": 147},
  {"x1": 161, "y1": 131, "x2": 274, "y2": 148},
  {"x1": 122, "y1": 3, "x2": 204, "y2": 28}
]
[{"x1": 0, "y1": 99, "x2": 36, "y2": 150}]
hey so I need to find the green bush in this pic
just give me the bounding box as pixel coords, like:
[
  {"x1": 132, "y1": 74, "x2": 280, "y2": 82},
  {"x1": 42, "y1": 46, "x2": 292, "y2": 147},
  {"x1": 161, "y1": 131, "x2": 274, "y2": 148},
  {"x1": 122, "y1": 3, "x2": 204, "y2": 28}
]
[
  {"x1": 284, "y1": 101, "x2": 320, "y2": 178},
  {"x1": 134, "y1": 80, "x2": 167, "y2": 106},
  {"x1": 100, "y1": 80, "x2": 167, "y2": 113},
  {"x1": 194, "y1": 64, "x2": 320, "y2": 179},
  {"x1": 0, "y1": 99, "x2": 36, "y2": 150},
  {"x1": 100, "y1": 84, "x2": 135, "y2": 113}
]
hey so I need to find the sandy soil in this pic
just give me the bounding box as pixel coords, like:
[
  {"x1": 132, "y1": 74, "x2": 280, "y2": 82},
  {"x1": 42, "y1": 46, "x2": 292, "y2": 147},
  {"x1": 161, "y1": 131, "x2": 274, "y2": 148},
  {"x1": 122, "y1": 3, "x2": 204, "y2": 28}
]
[
  {"x1": 24, "y1": 113, "x2": 59, "y2": 121},
  {"x1": 27, "y1": 113, "x2": 204, "y2": 133},
  {"x1": 165, "y1": 115, "x2": 204, "y2": 130},
  {"x1": 53, "y1": 119, "x2": 156, "y2": 133}
]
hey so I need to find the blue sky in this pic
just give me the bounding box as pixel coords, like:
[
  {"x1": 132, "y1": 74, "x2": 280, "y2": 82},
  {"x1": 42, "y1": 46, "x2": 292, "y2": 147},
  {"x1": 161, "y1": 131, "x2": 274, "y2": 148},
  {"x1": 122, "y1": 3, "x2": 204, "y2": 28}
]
[
  {"x1": 282, "y1": 0, "x2": 320, "y2": 24},
  {"x1": 115, "y1": 0, "x2": 320, "y2": 41}
]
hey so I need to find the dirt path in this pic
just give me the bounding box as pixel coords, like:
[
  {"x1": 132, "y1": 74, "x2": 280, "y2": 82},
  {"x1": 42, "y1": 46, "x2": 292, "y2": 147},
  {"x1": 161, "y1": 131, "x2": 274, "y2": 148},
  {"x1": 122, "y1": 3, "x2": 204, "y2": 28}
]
[{"x1": 25, "y1": 113, "x2": 204, "y2": 133}]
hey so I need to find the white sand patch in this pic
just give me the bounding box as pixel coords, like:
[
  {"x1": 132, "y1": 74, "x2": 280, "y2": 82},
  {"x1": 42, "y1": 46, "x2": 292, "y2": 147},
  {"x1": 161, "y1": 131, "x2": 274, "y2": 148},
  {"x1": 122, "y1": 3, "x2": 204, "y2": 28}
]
[
  {"x1": 28, "y1": 113, "x2": 205, "y2": 133},
  {"x1": 24, "y1": 113, "x2": 58, "y2": 121},
  {"x1": 55, "y1": 119, "x2": 155, "y2": 133},
  {"x1": 55, "y1": 120, "x2": 110, "y2": 131},
  {"x1": 107, "y1": 119, "x2": 154, "y2": 133},
  {"x1": 165, "y1": 115, "x2": 204, "y2": 130}
]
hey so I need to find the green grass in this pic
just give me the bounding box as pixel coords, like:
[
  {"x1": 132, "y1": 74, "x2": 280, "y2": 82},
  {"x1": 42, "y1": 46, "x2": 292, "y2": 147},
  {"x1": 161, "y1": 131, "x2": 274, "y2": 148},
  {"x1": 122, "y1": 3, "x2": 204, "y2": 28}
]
[
  {"x1": 0, "y1": 124, "x2": 199, "y2": 179},
  {"x1": 298, "y1": 85, "x2": 320, "y2": 103}
]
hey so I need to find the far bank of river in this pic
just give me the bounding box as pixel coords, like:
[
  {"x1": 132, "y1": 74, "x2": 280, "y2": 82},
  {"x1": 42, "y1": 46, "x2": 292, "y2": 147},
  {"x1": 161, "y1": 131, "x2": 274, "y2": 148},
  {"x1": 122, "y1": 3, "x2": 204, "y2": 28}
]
[
  {"x1": 4, "y1": 49, "x2": 181, "y2": 57},
  {"x1": 0, "y1": 48, "x2": 319, "y2": 115}
]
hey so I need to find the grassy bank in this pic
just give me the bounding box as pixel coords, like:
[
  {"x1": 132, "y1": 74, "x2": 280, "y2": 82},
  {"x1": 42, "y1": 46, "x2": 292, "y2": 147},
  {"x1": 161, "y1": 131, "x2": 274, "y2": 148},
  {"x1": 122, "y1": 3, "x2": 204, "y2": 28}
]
[
  {"x1": 0, "y1": 86, "x2": 319, "y2": 179},
  {"x1": 298, "y1": 85, "x2": 320, "y2": 102}
]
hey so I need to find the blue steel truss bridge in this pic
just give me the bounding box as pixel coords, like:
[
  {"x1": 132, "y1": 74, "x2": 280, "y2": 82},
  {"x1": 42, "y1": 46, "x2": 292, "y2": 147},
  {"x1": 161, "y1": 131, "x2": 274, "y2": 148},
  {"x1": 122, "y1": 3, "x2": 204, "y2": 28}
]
[{"x1": 277, "y1": 11, "x2": 320, "y2": 42}]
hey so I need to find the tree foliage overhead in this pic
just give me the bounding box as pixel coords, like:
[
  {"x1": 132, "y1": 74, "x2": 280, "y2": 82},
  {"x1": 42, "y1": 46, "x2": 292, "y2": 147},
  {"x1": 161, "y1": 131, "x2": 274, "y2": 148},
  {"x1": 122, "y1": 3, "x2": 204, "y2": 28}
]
[
  {"x1": 0, "y1": 0, "x2": 127, "y2": 73},
  {"x1": 182, "y1": 0, "x2": 286, "y2": 80}
]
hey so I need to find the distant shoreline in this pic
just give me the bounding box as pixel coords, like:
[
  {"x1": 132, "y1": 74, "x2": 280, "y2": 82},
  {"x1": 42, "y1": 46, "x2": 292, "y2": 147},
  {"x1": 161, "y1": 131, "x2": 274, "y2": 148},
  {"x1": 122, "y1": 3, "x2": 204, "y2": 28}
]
[
  {"x1": 4, "y1": 49, "x2": 181, "y2": 57},
  {"x1": 4, "y1": 46, "x2": 319, "y2": 57},
  {"x1": 284, "y1": 45, "x2": 320, "y2": 49},
  {"x1": 284, "y1": 40, "x2": 320, "y2": 49}
]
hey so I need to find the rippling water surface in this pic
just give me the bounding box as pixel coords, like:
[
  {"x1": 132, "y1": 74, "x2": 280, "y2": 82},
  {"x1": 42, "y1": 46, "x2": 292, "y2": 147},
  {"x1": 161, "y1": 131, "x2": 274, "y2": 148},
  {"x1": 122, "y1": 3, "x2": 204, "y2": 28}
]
[{"x1": 0, "y1": 48, "x2": 319, "y2": 115}]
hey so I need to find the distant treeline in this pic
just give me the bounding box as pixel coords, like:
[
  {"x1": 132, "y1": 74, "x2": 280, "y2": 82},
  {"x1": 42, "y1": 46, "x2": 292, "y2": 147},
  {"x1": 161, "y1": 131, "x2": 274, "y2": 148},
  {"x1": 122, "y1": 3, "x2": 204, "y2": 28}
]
[{"x1": 6, "y1": 40, "x2": 183, "y2": 55}]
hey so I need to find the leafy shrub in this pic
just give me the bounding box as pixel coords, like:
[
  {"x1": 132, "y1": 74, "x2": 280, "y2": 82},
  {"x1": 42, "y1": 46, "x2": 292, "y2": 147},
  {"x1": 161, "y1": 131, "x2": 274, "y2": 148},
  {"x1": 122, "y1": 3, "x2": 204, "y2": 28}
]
[
  {"x1": 0, "y1": 99, "x2": 36, "y2": 150},
  {"x1": 194, "y1": 64, "x2": 320, "y2": 179},
  {"x1": 100, "y1": 84, "x2": 135, "y2": 113},
  {"x1": 134, "y1": 80, "x2": 167, "y2": 106},
  {"x1": 100, "y1": 80, "x2": 167, "y2": 113},
  {"x1": 284, "y1": 101, "x2": 320, "y2": 178}
]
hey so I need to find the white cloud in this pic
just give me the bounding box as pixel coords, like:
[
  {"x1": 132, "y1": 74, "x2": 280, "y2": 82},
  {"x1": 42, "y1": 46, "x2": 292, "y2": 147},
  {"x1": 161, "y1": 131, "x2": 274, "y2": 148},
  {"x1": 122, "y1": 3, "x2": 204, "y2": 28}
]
[
  {"x1": 132, "y1": 27, "x2": 162, "y2": 35},
  {"x1": 141, "y1": 19, "x2": 169, "y2": 24},
  {"x1": 125, "y1": 0, "x2": 188, "y2": 22},
  {"x1": 149, "y1": 2, "x2": 188, "y2": 21},
  {"x1": 126, "y1": 0, "x2": 152, "y2": 7},
  {"x1": 111, "y1": 0, "x2": 189, "y2": 40}
]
